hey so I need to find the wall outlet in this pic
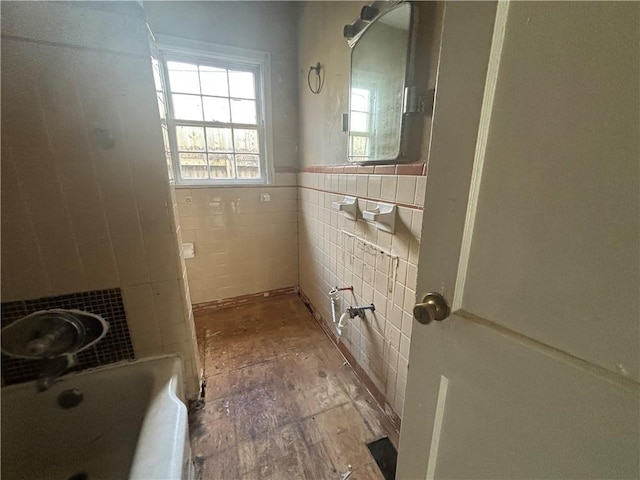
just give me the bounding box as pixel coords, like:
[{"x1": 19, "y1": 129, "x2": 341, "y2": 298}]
[{"x1": 260, "y1": 192, "x2": 271, "y2": 202}]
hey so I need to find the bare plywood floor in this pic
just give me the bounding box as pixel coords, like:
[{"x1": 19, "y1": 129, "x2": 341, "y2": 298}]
[{"x1": 191, "y1": 294, "x2": 398, "y2": 479}]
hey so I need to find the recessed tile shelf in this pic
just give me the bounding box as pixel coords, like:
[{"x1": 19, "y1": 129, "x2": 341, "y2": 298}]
[
  {"x1": 331, "y1": 196, "x2": 358, "y2": 220},
  {"x1": 363, "y1": 202, "x2": 397, "y2": 234}
]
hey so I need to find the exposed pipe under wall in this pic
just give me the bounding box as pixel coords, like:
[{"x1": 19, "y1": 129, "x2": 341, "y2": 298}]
[{"x1": 328, "y1": 286, "x2": 353, "y2": 333}]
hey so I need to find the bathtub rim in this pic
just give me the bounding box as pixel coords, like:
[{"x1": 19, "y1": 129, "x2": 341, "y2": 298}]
[{"x1": 1, "y1": 354, "x2": 192, "y2": 480}]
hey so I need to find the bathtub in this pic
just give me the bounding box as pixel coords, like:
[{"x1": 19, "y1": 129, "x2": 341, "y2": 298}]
[{"x1": 1, "y1": 355, "x2": 193, "y2": 480}]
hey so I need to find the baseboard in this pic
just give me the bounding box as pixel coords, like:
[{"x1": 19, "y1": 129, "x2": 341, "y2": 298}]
[
  {"x1": 192, "y1": 286, "x2": 299, "y2": 312},
  {"x1": 298, "y1": 289, "x2": 402, "y2": 432}
]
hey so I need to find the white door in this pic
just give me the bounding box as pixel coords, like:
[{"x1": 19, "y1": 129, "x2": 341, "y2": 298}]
[{"x1": 397, "y1": 2, "x2": 640, "y2": 479}]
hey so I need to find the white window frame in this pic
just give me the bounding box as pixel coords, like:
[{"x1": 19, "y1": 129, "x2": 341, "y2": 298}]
[
  {"x1": 349, "y1": 86, "x2": 375, "y2": 160},
  {"x1": 155, "y1": 35, "x2": 274, "y2": 186}
]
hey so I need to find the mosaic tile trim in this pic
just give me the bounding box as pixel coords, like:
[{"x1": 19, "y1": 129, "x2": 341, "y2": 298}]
[
  {"x1": 301, "y1": 163, "x2": 426, "y2": 175},
  {"x1": 1, "y1": 288, "x2": 135, "y2": 385}
]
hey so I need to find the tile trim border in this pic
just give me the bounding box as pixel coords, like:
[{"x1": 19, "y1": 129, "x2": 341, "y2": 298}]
[
  {"x1": 192, "y1": 285, "x2": 299, "y2": 312},
  {"x1": 174, "y1": 184, "x2": 297, "y2": 190},
  {"x1": 302, "y1": 163, "x2": 426, "y2": 176},
  {"x1": 299, "y1": 185, "x2": 424, "y2": 211},
  {"x1": 299, "y1": 289, "x2": 403, "y2": 432}
]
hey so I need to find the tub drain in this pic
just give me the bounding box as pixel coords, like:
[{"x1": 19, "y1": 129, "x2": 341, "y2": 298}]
[{"x1": 68, "y1": 472, "x2": 88, "y2": 480}]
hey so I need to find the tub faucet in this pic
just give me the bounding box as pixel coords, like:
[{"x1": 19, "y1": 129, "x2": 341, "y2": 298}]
[
  {"x1": 346, "y1": 304, "x2": 376, "y2": 319},
  {"x1": 37, "y1": 355, "x2": 73, "y2": 392}
]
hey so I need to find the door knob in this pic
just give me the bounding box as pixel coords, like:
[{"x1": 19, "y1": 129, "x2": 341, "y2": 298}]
[{"x1": 413, "y1": 293, "x2": 450, "y2": 325}]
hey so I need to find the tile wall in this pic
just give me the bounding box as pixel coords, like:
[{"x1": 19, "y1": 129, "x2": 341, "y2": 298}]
[
  {"x1": 175, "y1": 174, "x2": 299, "y2": 305},
  {"x1": 1, "y1": 2, "x2": 200, "y2": 395},
  {"x1": 298, "y1": 171, "x2": 426, "y2": 419},
  {"x1": 296, "y1": 1, "x2": 443, "y2": 421}
]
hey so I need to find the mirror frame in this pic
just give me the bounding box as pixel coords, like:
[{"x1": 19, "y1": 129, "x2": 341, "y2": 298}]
[{"x1": 345, "y1": 1, "x2": 421, "y2": 164}]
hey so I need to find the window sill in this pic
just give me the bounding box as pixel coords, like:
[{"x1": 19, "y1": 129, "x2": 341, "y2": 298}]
[{"x1": 172, "y1": 181, "x2": 270, "y2": 189}]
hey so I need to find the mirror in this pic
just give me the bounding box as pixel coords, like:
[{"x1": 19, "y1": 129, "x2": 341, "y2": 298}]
[{"x1": 347, "y1": 3, "x2": 413, "y2": 163}]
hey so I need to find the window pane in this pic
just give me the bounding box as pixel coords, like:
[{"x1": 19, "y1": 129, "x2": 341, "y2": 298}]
[
  {"x1": 203, "y1": 96, "x2": 231, "y2": 123},
  {"x1": 179, "y1": 152, "x2": 208, "y2": 180},
  {"x1": 200, "y1": 66, "x2": 228, "y2": 97},
  {"x1": 176, "y1": 126, "x2": 206, "y2": 151},
  {"x1": 230, "y1": 99, "x2": 257, "y2": 124},
  {"x1": 229, "y1": 70, "x2": 255, "y2": 99},
  {"x1": 167, "y1": 61, "x2": 200, "y2": 94},
  {"x1": 208, "y1": 154, "x2": 235, "y2": 179},
  {"x1": 173, "y1": 94, "x2": 203, "y2": 121},
  {"x1": 233, "y1": 129, "x2": 260, "y2": 153},
  {"x1": 235, "y1": 154, "x2": 260, "y2": 179},
  {"x1": 351, "y1": 88, "x2": 371, "y2": 112},
  {"x1": 351, "y1": 135, "x2": 370, "y2": 157},
  {"x1": 351, "y1": 112, "x2": 369, "y2": 132},
  {"x1": 206, "y1": 127, "x2": 233, "y2": 152}
]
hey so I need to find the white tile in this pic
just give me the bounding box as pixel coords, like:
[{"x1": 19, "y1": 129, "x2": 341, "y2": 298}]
[
  {"x1": 143, "y1": 232, "x2": 179, "y2": 282},
  {"x1": 152, "y1": 279, "x2": 188, "y2": 339},
  {"x1": 396, "y1": 176, "x2": 417, "y2": 204},
  {"x1": 403, "y1": 287, "x2": 416, "y2": 312},
  {"x1": 385, "y1": 366, "x2": 398, "y2": 398},
  {"x1": 402, "y1": 310, "x2": 413, "y2": 338},
  {"x1": 111, "y1": 232, "x2": 150, "y2": 286},
  {"x1": 374, "y1": 269, "x2": 388, "y2": 295},
  {"x1": 356, "y1": 175, "x2": 368, "y2": 196},
  {"x1": 122, "y1": 283, "x2": 163, "y2": 356},
  {"x1": 387, "y1": 303, "x2": 403, "y2": 330},
  {"x1": 397, "y1": 353, "x2": 409, "y2": 378},
  {"x1": 396, "y1": 259, "x2": 408, "y2": 286},
  {"x1": 373, "y1": 289, "x2": 388, "y2": 321},
  {"x1": 346, "y1": 175, "x2": 357, "y2": 195},
  {"x1": 397, "y1": 207, "x2": 413, "y2": 235},
  {"x1": 385, "y1": 322, "x2": 401, "y2": 350},
  {"x1": 392, "y1": 233, "x2": 410, "y2": 261},
  {"x1": 393, "y1": 284, "x2": 405, "y2": 309},
  {"x1": 139, "y1": 206, "x2": 172, "y2": 235},
  {"x1": 399, "y1": 334, "x2": 411, "y2": 359},
  {"x1": 380, "y1": 175, "x2": 397, "y2": 202},
  {"x1": 409, "y1": 238, "x2": 420, "y2": 264},
  {"x1": 406, "y1": 262, "x2": 418, "y2": 291},
  {"x1": 394, "y1": 390, "x2": 405, "y2": 417},
  {"x1": 367, "y1": 175, "x2": 382, "y2": 199},
  {"x1": 76, "y1": 235, "x2": 119, "y2": 290},
  {"x1": 415, "y1": 176, "x2": 427, "y2": 206},
  {"x1": 411, "y1": 210, "x2": 423, "y2": 240},
  {"x1": 377, "y1": 229, "x2": 392, "y2": 251}
]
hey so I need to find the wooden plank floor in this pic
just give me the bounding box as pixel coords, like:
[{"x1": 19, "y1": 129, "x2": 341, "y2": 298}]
[{"x1": 191, "y1": 293, "x2": 399, "y2": 480}]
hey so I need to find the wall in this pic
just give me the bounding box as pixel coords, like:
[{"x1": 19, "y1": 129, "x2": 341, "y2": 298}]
[
  {"x1": 174, "y1": 182, "x2": 298, "y2": 303},
  {"x1": 298, "y1": 171, "x2": 426, "y2": 421},
  {"x1": 298, "y1": 2, "x2": 442, "y2": 167},
  {"x1": 1, "y1": 2, "x2": 200, "y2": 395},
  {"x1": 144, "y1": 1, "x2": 300, "y2": 304},
  {"x1": 297, "y1": 2, "x2": 443, "y2": 421}
]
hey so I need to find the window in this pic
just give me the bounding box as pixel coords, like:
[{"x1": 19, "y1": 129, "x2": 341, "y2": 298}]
[
  {"x1": 154, "y1": 38, "x2": 272, "y2": 185},
  {"x1": 349, "y1": 87, "x2": 374, "y2": 160}
]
